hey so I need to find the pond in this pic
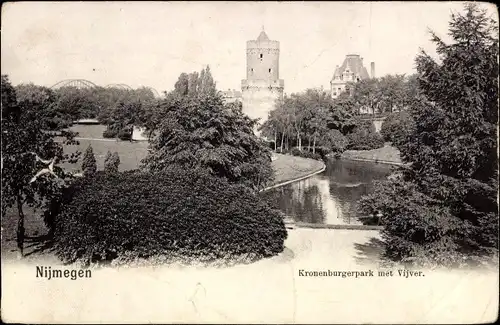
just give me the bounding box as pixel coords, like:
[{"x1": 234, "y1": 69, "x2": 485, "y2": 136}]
[{"x1": 262, "y1": 159, "x2": 395, "y2": 225}]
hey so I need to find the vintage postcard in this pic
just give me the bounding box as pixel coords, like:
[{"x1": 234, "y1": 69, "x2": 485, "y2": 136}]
[{"x1": 1, "y1": 1, "x2": 499, "y2": 323}]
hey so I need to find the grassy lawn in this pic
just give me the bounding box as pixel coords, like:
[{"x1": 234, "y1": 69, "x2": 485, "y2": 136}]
[
  {"x1": 268, "y1": 153, "x2": 325, "y2": 187},
  {"x1": 341, "y1": 143, "x2": 402, "y2": 164}
]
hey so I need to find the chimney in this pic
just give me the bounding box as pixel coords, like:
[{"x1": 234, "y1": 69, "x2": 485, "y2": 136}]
[{"x1": 370, "y1": 62, "x2": 375, "y2": 79}]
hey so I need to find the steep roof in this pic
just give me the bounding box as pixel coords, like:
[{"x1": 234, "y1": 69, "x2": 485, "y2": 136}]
[
  {"x1": 257, "y1": 30, "x2": 270, "y2": 42},
  {"x1": 333, "y1": 54, "x2": 370, "y2": 80}
]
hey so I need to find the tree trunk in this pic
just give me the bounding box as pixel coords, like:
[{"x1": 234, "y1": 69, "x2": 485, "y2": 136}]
[
  {"x1": 280, "y1": 132, "x2": 284, "y2": 153},
  {"x1": 16, "y1": 194, "x2": 25, "y2": 259},
  {"x1": 297, "y1": 132, "x2": 301, "y2": 151},
  {"x1": 307, "y1": 137, "x2": 311, "y2": 152},
  {"x1": 274, "y1": 130, "x2": 277, "y2": 152},
  {"x1": 313, "y1": 134, "x2": 316, "y2": 154}
]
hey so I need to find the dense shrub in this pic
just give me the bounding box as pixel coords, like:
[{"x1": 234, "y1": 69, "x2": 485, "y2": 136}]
[
  {"x1": 320, "y1": 129, "x2": 348, "y2": 154},
  {"x1": 53, "y1": 166, "x2": 287, "y2": 265},
  {"x1": 104, "y1": 151, "x2": 120, "y2": 173},
  {"x1": 314, "y1": 146, "x2": 333, "y2": 160},
  {"x1": 102, "y1": 127, "x2": 118, "y2": 139},
  {"x1": 380, "y1": 111, "x2": 415, "y2": 148},
  {"x1": 117, "y1": 127, "x2": 132, "y2": 141},
  {"x1": 289, "y1": 147, "x2": 322, "y2": 161},
  {"x1": 346, "y1": 124, "x2": 385, "y2": 150},
  {"x1": 81, "y1": 145, "x2": 97, "y2": 176}
]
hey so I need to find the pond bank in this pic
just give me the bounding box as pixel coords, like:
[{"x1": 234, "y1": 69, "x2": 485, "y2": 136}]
[
  {"x1": 263, "y1": 153, "x2": 326, "y2": 192},
  {"x1": 340, "y1": 144, "x2": 403, "y2": 166}
]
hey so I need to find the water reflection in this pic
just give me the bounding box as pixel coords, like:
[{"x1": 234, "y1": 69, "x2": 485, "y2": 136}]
[{"x1": 263, "y1": 159, "x2": 393, "y2": 225}]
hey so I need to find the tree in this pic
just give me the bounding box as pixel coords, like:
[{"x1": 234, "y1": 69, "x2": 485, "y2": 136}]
[
  {"x1": 174, "y1": 73, "x2": 189, "y2": 96},
  {"x1": 300, "y1": 89, "x2": 331, "y2": 153},
  {"x1": 15, "y1": 83, "x2": 70, "y2": 130},
  {"x1": 199, "y1": 65, "x2": 217, "y2": 96},
  {"x1": 53, "y1": 86, "x2": 101, "y2": 121},
  {"x1": 112, "y1": 152, "x2": 121, "y2": 171},
  {"x1": 173, "y1": 66, "x2": 216, "y2": 98},
  {"x1": 82, "y1": 145, "x2": 97, "y2": 176},
  {"x1": 142, "y1": 91, "x2": 274, "y2": 191},
  {"x1": 329, "y1": 92, "x2": 358, "y2": 134},
  {"x1": 2, "y1": 75, "x2": 80, "y2": 257},
  {"x1": 380, "y1": 110, "x2": 416, "y2": 148},
  {"x1": 377, "y1": 74, "x2": 407, "y2": 113},
  {"x1": 351, "y1": 78, "x2": 380, "y2": 115},
  {"x1": 359, "y1": 4, "x2": 498, "y2": 267},
  {"x1": 104, "y1": 151, "x2": 120, "y2": 173},
  {"x1": 319, "y1": 129, "x2": 348, "y2": 155}
]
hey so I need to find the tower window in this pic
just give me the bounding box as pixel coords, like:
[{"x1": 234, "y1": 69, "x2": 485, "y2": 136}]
[
  {"x1": 260, "y1": 53, "x2": 263, "y2": 59},
  {"x1": 269, "y1": 68, "x2": 272, "y2": 73}
]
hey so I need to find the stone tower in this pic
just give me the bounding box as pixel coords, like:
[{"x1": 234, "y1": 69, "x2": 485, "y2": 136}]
[{"x1": 241, "y1": 28, "x2": 284, "y2": 132}]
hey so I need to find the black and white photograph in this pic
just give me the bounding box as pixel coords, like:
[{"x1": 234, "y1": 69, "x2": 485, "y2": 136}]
[{"x1": 1, "y1": 1, "x2": 498, "y2": 323}]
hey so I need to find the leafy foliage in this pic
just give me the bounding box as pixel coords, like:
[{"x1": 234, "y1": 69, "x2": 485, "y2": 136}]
[
  {"x1": 142, "y1": 91, "x2": 274, "y2": 191},
  {"x1": 346, "y1": 120, "x2": 385, "y2": 150},
  {"x1": 1, "y1": 75, "x2": 80, "y2": 255},
  {"x1": 15, "y1": 84, "x2": 72, "y2": 130},
  {"x1": 380, "y1": 111, "x2": 416, "y2": 148},
  {"x1": 81, "y1": 145, "x2": 97, "y2": 176},
  {"x1": 53, "y1": 168, "x2": 287, "y2": 265},
  {"x1": 173, "y1": 65, "x2": 217, "y2": 98},
  {"x1": 359, "y1": 4, "x2": 498, "y2": 267},
  {"x1": 319, "y1": 129, "x2": 349, "y2": 154},
  {"x1": 351, "y1": 74, "x2": 419, "y2": 114},
  {"x1": 104, "y1": 151, "x2": 120, "y2": 174}
]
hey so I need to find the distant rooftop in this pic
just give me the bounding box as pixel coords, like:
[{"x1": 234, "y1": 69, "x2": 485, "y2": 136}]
[{"x1": 332, "y1": 54, "x2": 370, "y2": 80}]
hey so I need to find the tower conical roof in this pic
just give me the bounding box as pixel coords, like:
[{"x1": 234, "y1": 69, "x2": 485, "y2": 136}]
[{"x1": 257, "y1": 30, "x2": 270, "y2": 42}]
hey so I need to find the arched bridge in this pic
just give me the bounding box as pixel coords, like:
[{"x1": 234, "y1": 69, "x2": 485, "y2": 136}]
[
  {"x1": 50, "y1": 79, "x2": 97, "y2": 89},
  {"x1": 50, "y1": 79, "x2": 161, "y2": 97},
  {"x1": 105, "y1": 83, "x2": 134, "y2": 90}
]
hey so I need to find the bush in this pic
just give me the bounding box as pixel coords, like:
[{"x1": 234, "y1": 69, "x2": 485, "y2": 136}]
[
  {"x1": 81, "y1": 145, "x2": 97, "y2": 176},
  {"x1": 117, "y1": 127, "x2": 132, "y2": 141},
  {"x1": 320, "y1": 129, "x2": 348, "y2": 154},
  {"x1": 288, "y1": 147, "x2": 322, "y2": 161},
  {"x1": 380, "y1": 111, "x2": 415, "y2": 148},
  {"x1": 53, "y1": 166, "x2": 287, "y2": 265},
  {"x1": 104, "y1": 151, "x2": 120, "y2": 173},
  {"x1": 314, "y1": 146, "x2": 332, "y2": 160},
  {"x1": 346, "y1": 124, "x2": 384, "y2": 150},
  {"x1": 102, "y1": 127, "x2": 118, "y2": 139}
]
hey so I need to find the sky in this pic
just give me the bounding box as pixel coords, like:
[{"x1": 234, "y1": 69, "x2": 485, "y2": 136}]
[{"x1": 1, "y1": 1, "x2": 497, "y2": 94}]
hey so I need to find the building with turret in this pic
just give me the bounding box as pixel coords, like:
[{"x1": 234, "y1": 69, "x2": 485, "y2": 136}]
[
  {"x1": 241, "y1": 29, "x2": 284, "y2": 132},
  {"x1": 330, "y1": 54, "x2": 375, "y2": 99}
]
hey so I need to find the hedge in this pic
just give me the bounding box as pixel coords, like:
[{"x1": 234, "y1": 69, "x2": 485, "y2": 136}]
[
  {"x1": 53, "y1": 166, "x2": 288, "y2": 265},
  {"x1": 287, "y1": 147, "x2": 323, "y2": 161}
]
